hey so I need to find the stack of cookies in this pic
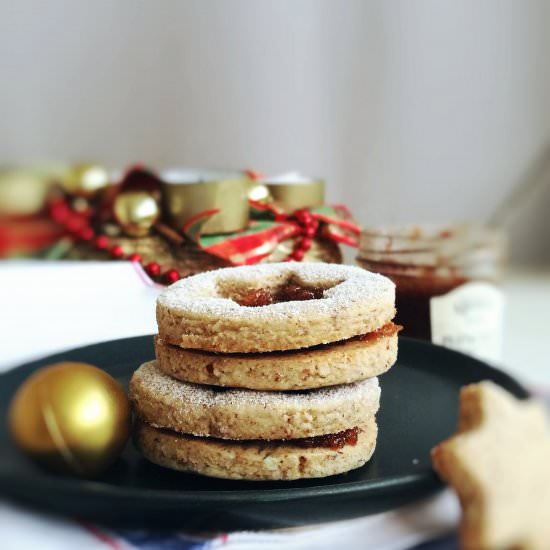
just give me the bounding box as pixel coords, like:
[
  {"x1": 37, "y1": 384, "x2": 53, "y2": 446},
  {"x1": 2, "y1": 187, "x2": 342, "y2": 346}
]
[{"x1": 130, "y1": 263, "x2": 399, "y2": 480}]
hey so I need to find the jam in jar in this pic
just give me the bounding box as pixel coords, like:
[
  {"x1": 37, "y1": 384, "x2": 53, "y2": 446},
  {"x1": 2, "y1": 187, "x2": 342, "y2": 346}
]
[{"x1": 357, "y1": 224, "x2": 505, "y2": 360}]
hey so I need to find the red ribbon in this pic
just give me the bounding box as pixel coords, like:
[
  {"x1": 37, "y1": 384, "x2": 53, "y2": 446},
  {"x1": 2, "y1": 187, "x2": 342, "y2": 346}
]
[{"x1": 184, "y1": 201, "x2": 360, "y2": 265}]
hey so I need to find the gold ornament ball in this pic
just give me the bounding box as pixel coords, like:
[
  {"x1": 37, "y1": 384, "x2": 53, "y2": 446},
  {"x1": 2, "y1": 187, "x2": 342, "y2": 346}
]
[
  {"x1": 61, "y1": 164, "x2": 110, "y2": 197},
  {"x1": 113, "y1": 191, "x2": 160, "y2": 237},
  {"x1": 9, "y1": 362, "x2": 131, "y2": 477}
]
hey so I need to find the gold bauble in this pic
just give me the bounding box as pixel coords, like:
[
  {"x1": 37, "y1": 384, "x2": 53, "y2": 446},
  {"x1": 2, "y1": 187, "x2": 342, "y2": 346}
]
[
  {"x1": 0, "y1": 165, "x2": 67, "y2": 215},
  {"x1": 61, "y1": 164, "x2": 110, "y2": 197},
  {"x1": 113, "y1": 191, "x2": 160, "y2": 237},
  {"x1": 9, "y1": 362, "x2": 131, "y2": 477}
]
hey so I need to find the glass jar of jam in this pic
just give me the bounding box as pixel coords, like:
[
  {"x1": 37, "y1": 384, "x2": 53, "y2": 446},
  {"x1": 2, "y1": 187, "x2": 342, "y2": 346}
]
[{"x1": 357, "y1": 224, "x2": 505, "y2": 361}]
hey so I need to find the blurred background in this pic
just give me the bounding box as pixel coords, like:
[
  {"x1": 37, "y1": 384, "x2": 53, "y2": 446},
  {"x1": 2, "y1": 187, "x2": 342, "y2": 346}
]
[{"x1": 2, "y1": 0, "x2": 550, "y2": 264}]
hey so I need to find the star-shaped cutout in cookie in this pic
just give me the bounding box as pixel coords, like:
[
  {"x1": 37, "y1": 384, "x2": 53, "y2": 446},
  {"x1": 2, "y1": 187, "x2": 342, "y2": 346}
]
[{"x1": 432, "y1": 381, "x2": 550, "y2": 550}]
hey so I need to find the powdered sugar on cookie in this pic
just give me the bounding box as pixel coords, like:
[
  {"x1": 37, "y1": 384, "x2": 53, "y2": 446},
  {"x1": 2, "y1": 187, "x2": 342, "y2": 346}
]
[
  {"x1": 135, "y1": 360, "x2": 380, "y2": 408},
  {"x1": 157, "y1": 262, "x2": 396, "y2": 352},
  {"x1": 158, "y1": 262, "x2": 393, "y2": 319},
  {"x1": 130, "y1": 360, "x2": 381, "y2": 440}
]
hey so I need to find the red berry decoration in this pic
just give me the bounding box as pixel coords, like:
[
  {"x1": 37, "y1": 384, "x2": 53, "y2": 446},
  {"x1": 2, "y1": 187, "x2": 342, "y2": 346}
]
[
  {"x1": 65, "y1": 214, "x2": 86, "y2": 234},
  {"x1": 304, "y1": 225, "x2": 316, "y2": 238},
  {"x1": 94, "y1": 235, "x2": 109, "y2": 250},
  {"x1": 145, "y1": 262, "x2": 160, "y2": 278},
  {"x1": 162, "y1": 268, "x2": 180, "y2": 285},
  {"x1": 110, "y1": 245, "x2": 124, "y2": 259},
  {"x1": 295, "y1": 209, "x2": 312, "y2": 225},
  {"x1": 301, "y1": 212, "x2": 313, "y2": 225},
  {"x1": 300, "y1": 238, "x2": 312, "y2": 251},
  {"x1": 78, "y1": 226, "x2": 94, "y2": 241},
  {"x1": 127, "y1": 253, "x2": 142, "y2": 263},
  {"x1": 291, "y1": 249, "x2": 305, "y2": 261}
]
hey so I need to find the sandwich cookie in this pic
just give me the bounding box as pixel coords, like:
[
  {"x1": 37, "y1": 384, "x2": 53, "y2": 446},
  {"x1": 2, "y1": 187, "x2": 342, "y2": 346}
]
[
  {"x1": 130, "y1": 361, "x2": 381, "y2": 440},
  {"x1": 134, "y1": 418, "x2": 378, "y2": 481},
  {"x1": 156, "y1": 263, "x2": 396, "y2": 353},
  {"x1": 154, "y1": 322, "x2": 399, "y2": 390}
]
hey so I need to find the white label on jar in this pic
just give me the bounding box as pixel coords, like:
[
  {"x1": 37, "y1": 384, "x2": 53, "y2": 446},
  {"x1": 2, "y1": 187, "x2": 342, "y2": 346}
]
[{"x1": 430, "y1": 282, "x2": 504, "y2": 363}]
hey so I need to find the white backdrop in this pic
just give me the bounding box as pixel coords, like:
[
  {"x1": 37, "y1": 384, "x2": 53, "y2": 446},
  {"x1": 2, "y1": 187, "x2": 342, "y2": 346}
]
[{"x1": 1, "y1": 0, "x2": 550, "y2": 262}]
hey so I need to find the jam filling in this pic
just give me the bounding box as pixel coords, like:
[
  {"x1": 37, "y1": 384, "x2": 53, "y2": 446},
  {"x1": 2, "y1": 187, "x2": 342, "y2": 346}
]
[
  {"x1": 150, "y1": 422, "x2": 362, "y2": 450},
  {"x1": 295, "y1": 427, "x2": 361, "y2": 450},
  {"x1": 358, "y1": 322, "x2": 403, "y2": 343},
  {"x1": 235, "y1": 282, "x2": 328, "y2": 307}
]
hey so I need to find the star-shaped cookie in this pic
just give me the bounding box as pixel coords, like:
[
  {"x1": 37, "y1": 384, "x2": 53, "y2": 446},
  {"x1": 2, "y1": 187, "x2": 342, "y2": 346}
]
[{"x1": 432, "y1": 381, "x2": 550, "y2": 550}]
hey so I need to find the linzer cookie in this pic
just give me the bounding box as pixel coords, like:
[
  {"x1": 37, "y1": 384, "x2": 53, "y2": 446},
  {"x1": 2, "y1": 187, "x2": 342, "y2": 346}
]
[
  {"x1": 134, "y1": 419, "x2": 378, "y2": 481},
  {"x1": 154, "y1": 324, "x2": 398, "y2": 391},
  {"x1": 156, "y1": 263, "x2": 396, "y2": 353},
  {"x1": 130, "y1": 262, "x2": 398, "y2": 480},
  {"x1": 130, "y1": 361, "x2": 380, "y2": 440}
]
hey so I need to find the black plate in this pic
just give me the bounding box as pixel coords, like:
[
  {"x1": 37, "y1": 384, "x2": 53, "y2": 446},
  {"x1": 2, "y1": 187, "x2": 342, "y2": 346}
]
[{"x1": 0, "y1": 336, "x2": 528, "y2": 529}]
